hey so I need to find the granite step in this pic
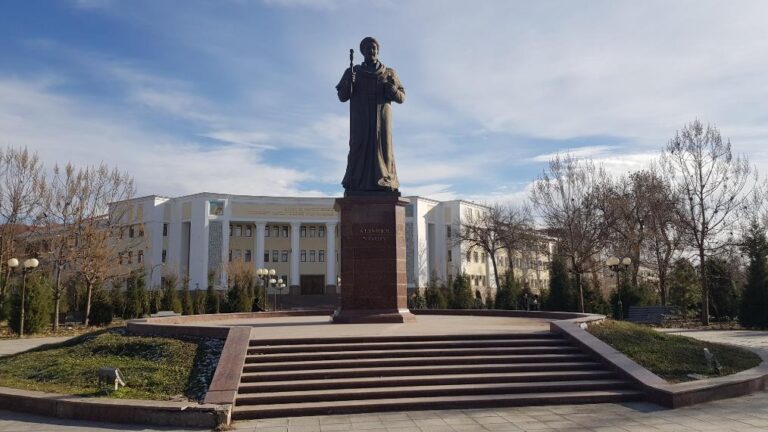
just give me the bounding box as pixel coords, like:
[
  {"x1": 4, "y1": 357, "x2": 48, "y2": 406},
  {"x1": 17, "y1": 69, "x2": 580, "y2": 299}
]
[
  {"x1": 238, "y1": 370, "x2": 618, "y2": 393},
  {"x1": 247, "y1": 332, "x2": 559, "y2": 346},
  {"x1": 235, "y1": 379, "x2": 630, "y2": 405},
  {"x1": 231, "y1": 390, "x2": 645, "y2": 419},
  {"x1": 243, "y1": 353, "x2": 592, "y2": 372},
  {"x1": 244, "y1": 345, "x2": 580, "y2": 363},
  {"x1": 240, "y1": 361, "x2": 606, "y2": 382},
  {"x1": 247, "y1": 338, "x2": 570, "y2": 354}
]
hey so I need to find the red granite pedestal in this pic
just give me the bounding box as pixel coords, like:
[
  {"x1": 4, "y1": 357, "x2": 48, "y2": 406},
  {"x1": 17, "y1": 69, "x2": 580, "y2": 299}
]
[{"x1": 332, "y1": 193, "x2": 416, "y2": 324}]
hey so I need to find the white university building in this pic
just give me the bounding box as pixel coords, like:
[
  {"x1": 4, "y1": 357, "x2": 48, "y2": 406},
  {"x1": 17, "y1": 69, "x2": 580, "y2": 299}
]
[{"x1": 110, "y1": 193, "x2": 551, "y2": 303}]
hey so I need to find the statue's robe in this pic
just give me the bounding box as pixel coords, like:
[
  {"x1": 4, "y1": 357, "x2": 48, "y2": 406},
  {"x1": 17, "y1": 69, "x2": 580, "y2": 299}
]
[{"x1": 336, "y1": 62, "x2": 405, "y2": 192}]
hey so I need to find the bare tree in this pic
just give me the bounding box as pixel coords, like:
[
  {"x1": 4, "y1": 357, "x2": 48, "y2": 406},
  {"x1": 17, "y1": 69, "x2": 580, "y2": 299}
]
[
  {"x1": 455, "y1": 204, "x2": 506, "y2": 290},
  {"x1": 530, "y1": 154, "x2": 609, "y2": 312},
  {"x1": 596, "y1": 172, "x2": 648, "y2": 286},
  {"x1": 498, "y1": 205, "x2": 534, "y2": 281},
  {"x1": 0, "y1": 147, "x2": 46, "y2": 318},
  {"x1": 66, "y1": 164, "x2": 135, "y2": 326},
  {"x1": 38, "y1": 164, "x2": 85, "y2": 331},
  {"x1": 659, "y1": 120, "x2": 753, "y2": 325},
  {"x1": 638, "y1": 168, "x2": 684, "y2": 305}
]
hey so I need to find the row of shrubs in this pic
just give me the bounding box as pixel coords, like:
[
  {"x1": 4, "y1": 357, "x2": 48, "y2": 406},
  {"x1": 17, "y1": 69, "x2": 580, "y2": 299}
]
[{"x1": 0, "y1": 271, "x2": 265, "y2": 334}]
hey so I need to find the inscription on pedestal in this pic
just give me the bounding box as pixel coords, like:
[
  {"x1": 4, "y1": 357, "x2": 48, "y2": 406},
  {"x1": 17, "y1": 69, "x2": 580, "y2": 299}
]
[{"x1": 356, "y1": 224, "x2": 393, "y2": 242}]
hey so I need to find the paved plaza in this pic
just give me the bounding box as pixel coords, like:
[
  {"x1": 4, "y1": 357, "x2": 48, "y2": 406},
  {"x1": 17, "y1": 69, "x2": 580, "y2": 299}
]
[
  {"x1": 0, "y1": 328, "x2": 766, "y2": 431},
  {"x1": 0, "y1": 336, "x2": 72, "y2": 357},
  {"x1": 0, "y1": 391, "x2": 767, "y2": 432}
]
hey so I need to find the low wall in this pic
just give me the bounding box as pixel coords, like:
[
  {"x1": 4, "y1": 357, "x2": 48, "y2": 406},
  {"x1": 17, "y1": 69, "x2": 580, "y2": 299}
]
[
  {"x1": 3, "y1": 308, "x2": 766, "y2": 428},
  {"x1": 550, "y1": 315, "x2": 768, "y2": 408},
  {"x1": 0, "y1": 387, "x2": 227, "y2": 428}
]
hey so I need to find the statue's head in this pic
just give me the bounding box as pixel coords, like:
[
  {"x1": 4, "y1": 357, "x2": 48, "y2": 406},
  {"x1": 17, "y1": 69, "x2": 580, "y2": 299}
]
[{"x1": 359, "y1": 37, "x2": 379, "y2": 63}]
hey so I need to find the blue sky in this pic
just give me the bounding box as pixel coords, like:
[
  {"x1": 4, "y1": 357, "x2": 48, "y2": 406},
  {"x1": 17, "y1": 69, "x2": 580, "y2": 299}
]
[{"x1": 2, "y1": 0, "x2": 768, "y2": 202}]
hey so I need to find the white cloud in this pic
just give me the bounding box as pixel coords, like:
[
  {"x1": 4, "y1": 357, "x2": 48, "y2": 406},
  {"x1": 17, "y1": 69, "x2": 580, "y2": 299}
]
[
  {"x1": 530, "y1": 145, "x2": 620, "y2": 163},
  {"x1": 202, "y1": 130, "x2": 274, "y2": 149},
  {"x1": 402, "y1": 183, "x2": 456, "y2": 202},
  {"x1": 0, "y1": 78, "x2": 316, "y2": 197}
]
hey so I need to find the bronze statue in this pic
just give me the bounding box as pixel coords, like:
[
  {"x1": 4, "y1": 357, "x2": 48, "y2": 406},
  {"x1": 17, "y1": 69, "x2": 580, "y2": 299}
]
[{"x1": 336, "y1": 37, "x2": 405, "y2": 194}]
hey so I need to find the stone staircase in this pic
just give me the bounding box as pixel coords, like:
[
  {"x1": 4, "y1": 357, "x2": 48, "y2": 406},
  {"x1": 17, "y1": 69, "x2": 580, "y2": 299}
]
[{"x1": 232, "y1": 332, "x2": 643, "y2": 419}]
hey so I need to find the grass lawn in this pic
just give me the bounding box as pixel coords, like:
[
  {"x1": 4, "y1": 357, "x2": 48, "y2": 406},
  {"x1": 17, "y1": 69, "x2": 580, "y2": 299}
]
[
  {"x1": 0, "y1": 328, "x2": 223, "y2": 400},
  {"x1": 588, "y1": 320, "x2": 762, "y2": 382}
]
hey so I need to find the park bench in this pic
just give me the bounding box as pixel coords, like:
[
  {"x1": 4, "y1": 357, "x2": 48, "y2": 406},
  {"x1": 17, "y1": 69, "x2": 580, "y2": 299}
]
[{"x1": 627, "y1": 305, "x2": 681, "y2": 325}]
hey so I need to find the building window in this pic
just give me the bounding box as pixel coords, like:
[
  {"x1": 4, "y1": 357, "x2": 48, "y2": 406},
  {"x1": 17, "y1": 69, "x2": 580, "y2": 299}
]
[
  {"x1": 129, "y1": 225, "x2": 135, "y2": 238},
  {"x1": 473, "y1": 251, "x2": 479, "y2": 263},
  {"x1": 234, "y1": 249, "x2": 242, "y2": 261},
  {"x1": 228, "y1": 250, "x2": 232, "y2": 262},
  {"x1": 234, "y1": 225, "x2": 242, "y2": 237},
  {"x1": 300, "y1": 226, "x2": 307, "y2": 237},
  {"x1": 282, "y1": 226, "x2": 289, "y2": 238},
  {"x1": 448, "y1": 250, "x2": 452, "y2": 262},
  {"x1": 138, "y1": 226, "x2": 144, "y2": 237},
  {"x1": 272, "y1": 226, "x2": 279, "y2": 237},
  {"x1": 310, "y1": 226, "x2": 316, "y2": 238},
  {"x1": 265, "y1": 225, "x2": 270, "y2": 237},
  {"x1": 466, "y1": 251, "x2": 471, "y2": 262},
  {"x1": 118, "y1": 252, "x2": 123, "y2": 265},
  {"x1": 163, "y1": 223, "x2": 168, "y2": 236},
  {"x1": 319, "y1": 250, "x2": 325, "y2": 262},
  {"x1": 272, "y1": 250, "x2": 279, "y2": 262},
  {"x1": 245, "y1": 225, "x2": 252, "y2": 237},
  {"x1": 301, "y1": 250, "x2": 306, "y2": 262},
  {"x1": 309, "y1": 250, "x2": 316, "y2": 262},
  {"x1": 127, "y1": 251, "x2": 133, "y2": 264},
  {"x1": 281, "y1": 250, "x2": 288, "y2": 262},
  {"x1": 162, "y1": 249, "x2": 167, "y2": 263},
  {"x1": 245, "y1": 249, "x2": 252, "y2": 262},
  {"x1": 319, "y1": 226, "x2": 325, "y2": 237},
  {"x1": 446, "y1": 226, "x2": 452, "y2": 237},
  {"x1": 209, "y1": 200, "x2": 224, "y2": 216},
  {"x1": 264, "y1": 252, "x2": 270, "y2": 262}
]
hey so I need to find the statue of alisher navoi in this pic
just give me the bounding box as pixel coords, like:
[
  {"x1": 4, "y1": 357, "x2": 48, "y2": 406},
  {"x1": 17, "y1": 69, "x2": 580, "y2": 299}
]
[{"x1": 336, "y1": 37, "x2": 405, "y2": 194}]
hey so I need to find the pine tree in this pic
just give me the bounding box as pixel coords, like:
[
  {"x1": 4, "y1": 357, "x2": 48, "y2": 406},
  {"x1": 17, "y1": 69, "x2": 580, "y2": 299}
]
[
  {"x1": 740, "y1": 221, "x2": 768, "y2": 328},
  {"x1": 124, "y1": 273, "x2": 147, "y2": 319},
  {"x1": 424, "y1": 279, "x2": 448, "y2": 309},
  {"x1": 205, "y1": 284, "x2": 219, "y2": 314},
  {"x1": 411, "y1": 288, "x2": 426, "y2": 309},
  {"x1": 494, "y1": 272, "x2": 519, "y2": 310},
  {"x1": 181, "y1": 283, "x2": 193, "y2": 315},
  {"x1": 161, "y1": 278, "x2": 182, "y2": 313},
  {"x1": 9, "y1": 273, "x2": 53, "y2": 334},
  {"x1": 450, "y1": 274, "x2": 473, "y2": 309},
  {"x1": 544, "y1": 255, "x2": 576, "y2": 311}
]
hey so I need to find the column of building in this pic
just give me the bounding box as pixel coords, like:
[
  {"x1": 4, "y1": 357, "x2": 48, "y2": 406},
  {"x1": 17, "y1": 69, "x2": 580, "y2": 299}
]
[
  {"x1": 325, "y1": 222, "x2": 337, "y2": 294},
  {"x1": 188, "y1": 199, "x2": 209, "y2": 291},
  {"x1": 255, "y1": 222, "x2": 266, "y2": 270},
  {"x1": 290, "y1": 222, "x2": 301, "y2": 294}
]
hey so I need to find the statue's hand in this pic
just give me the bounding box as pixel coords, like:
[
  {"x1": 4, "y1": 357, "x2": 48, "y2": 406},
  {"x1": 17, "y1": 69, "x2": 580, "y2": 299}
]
[
  {"x1": 384, "y1": 82, "x2": 398, "y2": 99},
  {"x1": 350, "y1": 70, "x2": 356, "y2": 83}
]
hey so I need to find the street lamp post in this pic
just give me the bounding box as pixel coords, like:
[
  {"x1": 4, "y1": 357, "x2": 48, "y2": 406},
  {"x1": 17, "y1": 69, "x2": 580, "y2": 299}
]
[
  {"x1": 257, "y1": 268, "x2": 276, "y2": 311},
  {"x1": 9, "y1": 258, "x2": 39, "y2": 337},
  {"x1": 2, "y1": 258, "x2": 18, "y2": 321},
  {"x1": 607, "y1": 256, "x2": 632, "y2": 320}
]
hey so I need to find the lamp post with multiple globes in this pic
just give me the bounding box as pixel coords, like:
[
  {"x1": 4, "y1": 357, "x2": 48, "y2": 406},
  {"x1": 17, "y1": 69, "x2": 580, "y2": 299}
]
[
  {"x1": 256, "y1": 268, "x2": 276, "y2": 310},
  {"x1": 8, "y1": 257, "x2": 40, "y2": 337},
  {"x1": 606, "y1": 256, "x2": 632, "y2": 320}
]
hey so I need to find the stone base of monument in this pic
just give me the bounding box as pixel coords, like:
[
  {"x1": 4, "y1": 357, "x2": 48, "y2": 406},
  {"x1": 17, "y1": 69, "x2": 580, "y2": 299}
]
[{"x1": 332, "y1": 193, "x2": 415, "y2": 324}]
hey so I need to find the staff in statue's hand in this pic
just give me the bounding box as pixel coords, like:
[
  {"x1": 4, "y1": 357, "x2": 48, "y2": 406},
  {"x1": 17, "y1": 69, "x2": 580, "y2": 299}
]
[{"x1": 349, "y1": 49, "x2": 355, "y2": 95}]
